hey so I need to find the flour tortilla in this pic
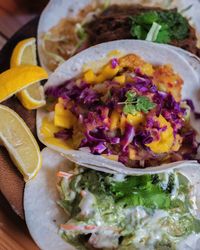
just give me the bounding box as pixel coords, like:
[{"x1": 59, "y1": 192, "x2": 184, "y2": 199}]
[
  {"x1": 24, "y1": 148, "x2": 200, "y2": 250},
  {"x1": 37, "y1": 40, "x2": 200, "y2": 174},
  {"x1": 38, "y1": 0, "x2": 200, "y2": 72}
]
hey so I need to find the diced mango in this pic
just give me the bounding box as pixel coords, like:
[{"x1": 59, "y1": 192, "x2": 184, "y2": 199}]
[
  {"x1": 141, "y1": 63, "x2": 154, "y2": 76},
  {"x1": 40, "y1": 115, "x2": 74, "y2": 149},
  {"x1": 129, "y1": 148, "x2": 137, "y2": 160},
  {"x1": 113, "y1": 75, "x2": 126, "y2": 85},
  {"x1": 58, "y1": 97, "x2": 65, "y2": 104},
  {"x1": 41, "y1": 117, "x2": 60, "y2": 138},
  {"x1": 126, "y1": 112, "x2": 145, "y2": 127},
  {"x1": 102, "y1": 154, "x2": 119, "y2": 161},
  {"x1": 55, "y1": 103, "x2": 68, "y2": 116},
  {"x1": 146, "y1": 115, "x2": 174, "y2": 154},
  {"x1": 54, "y1": 110, "x2": 76, "y2": 129},
  {"x1": 120, "y1": 114, "x2": 126, "y2": 134},
  {"x1": 83, "y1": 69, "x2": 96, "y2": 84},
  {"x1": 110, "y1": 111, "x2": 120, "y2": 130},
  {"x1": 54, "y1": 100, "x2": 76, "y2": 129},
  {"x1": 96, "y1": 64, "x2": 120, "y2": 82}
]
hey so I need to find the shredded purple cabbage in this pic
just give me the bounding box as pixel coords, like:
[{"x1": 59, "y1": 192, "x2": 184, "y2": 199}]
[
  {"x1": 91, "y1": 142, "x2": 107, "y2": 154},
  {"x1": 111, "y1": 58, "x2": 119, "y2": 69},
  {"x1": 45, "y1": 60, "x2": 198, "y2": 167},
  {"x1": 121, "y1": 123, "x2": 135, "y2": 151}
]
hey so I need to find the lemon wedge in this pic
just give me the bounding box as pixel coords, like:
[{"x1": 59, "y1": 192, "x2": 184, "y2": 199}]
[
  {"x1": 10, "y1": 38, "x2": 47, "y2": 110},
  {"x1": 0, "y1": 105, "x2": 42, "y2": 181},
  {"x1": 0, "y1": 65, "x2": 48, "y2": 102}
]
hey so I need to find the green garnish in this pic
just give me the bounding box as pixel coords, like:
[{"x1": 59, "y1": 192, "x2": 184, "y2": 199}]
[
  {"x1": 145, "y1": 22, "x2": 162, "y2": 42},
  {"x1": 110, "y1": 175, "x2": 171, "y2": 209},
  {"x1": 75, "y1": 23, "x2": 87, "y2": 49},
  {"x1": 75, "y1": 23, "x2": 87, "y2": 40},
  {"x1": 130, "y1": 10, "x2": 189, "y2": 43},
  {"x1": 121, "y1": 91, "x2": 156, "y2": 115}
]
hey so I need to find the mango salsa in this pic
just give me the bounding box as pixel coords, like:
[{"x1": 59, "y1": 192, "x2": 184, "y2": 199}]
[
  {"x1": 54, "y1": 102, "x2": 76, "y2": 129},
  {"x1": 83, "y1": 69, "x2": 96, "y2": 84},
  {"x1": 110, "y1": 111, "x2": 120, "y2": 130},
  {"x1": 113, "y1": 75, "x2": 126, "y2": 85},
  {"x1": 126, "y1": 112, "x2": 145, "y2": 127},
  {"x1": 146, "y1": 115, "x2": 174, "y2": 154},
  {"x1": 96, "y1": 64, "x2": 120, "y2": 82}
]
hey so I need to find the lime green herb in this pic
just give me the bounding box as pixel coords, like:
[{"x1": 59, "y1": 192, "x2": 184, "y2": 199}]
[
  {"x1": 122, "y1": 91, "x2": 155, "y2": 115},
  {"x1": 130, "y1": 10, "x2": 189, "y2": 43},
  {"x1": 110, "y1": 175, "x2": 171, "y2": 209}
]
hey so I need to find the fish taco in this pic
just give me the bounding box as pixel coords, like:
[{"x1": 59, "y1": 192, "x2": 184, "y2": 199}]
[
  {"x1": 36, "y1": 40, "x2": 200, "y2": 174},
  {"x1": 24, "y1": 147, "x2": 200, "y2": 250}
]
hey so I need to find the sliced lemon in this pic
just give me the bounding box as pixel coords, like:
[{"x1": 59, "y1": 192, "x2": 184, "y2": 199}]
[
  {"x1": 10, "y1": 38, "x2": 37, "y2": 67},
  {"x1": 10, "y1": 38, "x2": 47, "y2": 110},
  {"x1": 0, "y1": 65, "x2": 48, "y2": 102},
  {"x1": 0, "y1": 105, "x2": 42, "y2": 181}
]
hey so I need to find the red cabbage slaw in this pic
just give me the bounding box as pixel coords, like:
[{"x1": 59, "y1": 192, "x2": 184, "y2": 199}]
[{"x1": 45, "y1": 56, "x2": 199, "y2": 168}]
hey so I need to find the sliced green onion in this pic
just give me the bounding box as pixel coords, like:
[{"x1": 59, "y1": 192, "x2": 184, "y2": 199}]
[
  {"x1": 145, "y1": 22, "x2": 162, "y2": 42},
  {"x1": 75, "y1": 23, "x2": 86, "y2": 40}
]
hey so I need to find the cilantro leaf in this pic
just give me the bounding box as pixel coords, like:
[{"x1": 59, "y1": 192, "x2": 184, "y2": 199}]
[
  {"x1": 122, "y1": 91, "x2": 156, "y2": 115},
  {"x1": 123, "y1": 104, "x2": 137, "y2": 115},
  {"x1": 110, "y1": 175, "x2": 171, "y2": 209},
  {"x1": 135, "y1": 96, "x2": 156, "y2": 113},
  {"x1": 136, "y1": 11, "x2": 159, "y2": 24},
  {"x1": 155, "y1": 28, "x2": 171, "y2": 43},
  {"x1": 130, "y1": 10, "x2": 189, "y2": 44},
  {"x1": 126, "y1": 91, "x2": 137, "y2": 101}
]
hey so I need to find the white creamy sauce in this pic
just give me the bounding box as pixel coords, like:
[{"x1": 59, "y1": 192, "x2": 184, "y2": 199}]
[
  {"x1": 61, "y1": 178, "x2": 76, "y2": 202},
  {"x1": 132, "y1": 209, "x2": 169, "y2": 250},
  {"x1": 89, "y1": 229, "x2": 119, "y2": 249},
  {"x1": 79, "y1": 190, "x2": 96, "y2": 217},
  {"x1": 113, "y1": 173, "x2": 126, "y2": 182}
]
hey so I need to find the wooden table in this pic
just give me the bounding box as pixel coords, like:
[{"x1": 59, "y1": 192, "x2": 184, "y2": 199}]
[{"x1": 0, "y1": 1, "x2": 46, "y2": 249}]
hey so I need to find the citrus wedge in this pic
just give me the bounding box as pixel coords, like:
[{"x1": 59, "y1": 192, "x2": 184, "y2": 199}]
[
  {"x1": 10, "y1": 38, "x2": 37, "y2": 67},
  {"x1": 0, "y1": 105, "x2": 42, "y2": 181},
  {"x1": 10, "y1": 37, "x2": 47, "y2": 110},
  {"x1": 0, "y1": 65, "x2": 48, "y2": 102}
]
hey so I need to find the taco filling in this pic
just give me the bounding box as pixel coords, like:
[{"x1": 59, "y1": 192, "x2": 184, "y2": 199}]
[
  {"x1": 57, "y1": 167, "x2": 200, "y2": 249},
  {"x1": 41, "y1": 3, "x2": 200, "y2": 70},
  {"x1": 43, "y1": 54, "x2": 199, "y2": 168}
]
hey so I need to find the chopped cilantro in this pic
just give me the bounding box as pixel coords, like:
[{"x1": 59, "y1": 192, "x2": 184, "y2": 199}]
[
  {"x1": 110, "y1": 175, "x2": 171, "y2": 209},
  {"x1": 121, "y1": 91, "x2": 156, "y2": 115},
  {"x1": 130, "y1": 10, "x2": 189, "y2": 43}
]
